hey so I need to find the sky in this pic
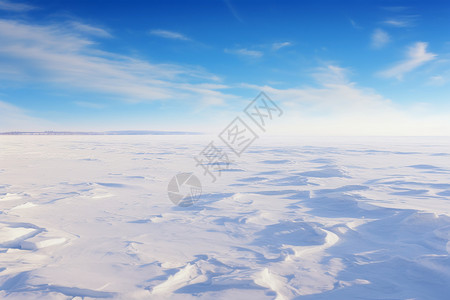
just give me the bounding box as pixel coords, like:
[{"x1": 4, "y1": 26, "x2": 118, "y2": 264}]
[{"x1": 0, "y1": 0, "x2": 449, "y2": 135}]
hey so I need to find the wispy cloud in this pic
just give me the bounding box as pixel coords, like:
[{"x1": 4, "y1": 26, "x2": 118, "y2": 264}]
[
  {"x1": 383, "y1": 19, "x2": 409, "y2": 27},
  {"x1": 224, "y1": 0, "x2": 243, "y2": 23},
  {"x1": 244, "y1": 65, "x2": 450, "y2": 135},
  {"x1": 149, "y1": 29, "x2": 190, "y2": 41},
  {"x1": 225, "y1": 48, "x2": 263, "y2": 58},
  {"x1": 312, "y1": 65, "x2": 350, "y2": 85},
  {"x1": 349, "y1": 19, "x2": 363, "y2": 30},
  {"x1": 70, "y1": 21, "x2": 112, "y2": 38},
  {"x1": 0, "y1": 100, "x2": 52, "y2": 131},
  {"x1": 427, "y1": 74, "x2": 449, "y2": 86},
  {"x1": 382, "y1": 15, "x2": 417, "y2": 27},
  {"x1": 379, "y1": 42, "x2": 437, "y2": 79},
  {"x1": 371, "y1": 28, "x2": 390, "y2": 49},
  {"x1": 0, "y1": 19, "x2": 235, "y2": 106},
  {"x1": 272, "y1": 42, "x2": 292, "y2": 51},
  {"x1": 0, "y1": 0, "x2": 34, "y2": 12}
]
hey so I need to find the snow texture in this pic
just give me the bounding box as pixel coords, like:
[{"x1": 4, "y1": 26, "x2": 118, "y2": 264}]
[{"x1": 0, "y1": 135, "x2": 449, "y2": 299}]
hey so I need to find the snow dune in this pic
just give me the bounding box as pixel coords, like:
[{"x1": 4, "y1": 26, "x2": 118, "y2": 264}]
[{"x1": 0, "y1": 135, "x2": 449, "y2": 299}]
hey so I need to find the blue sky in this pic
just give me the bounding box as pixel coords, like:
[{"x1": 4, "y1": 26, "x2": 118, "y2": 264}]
[{"x1": 0, "y1": 0, "x2": 449, "y2": 135}]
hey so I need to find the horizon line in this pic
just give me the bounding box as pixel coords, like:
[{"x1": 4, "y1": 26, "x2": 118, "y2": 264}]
[{"x1": 0, "y1": 130, "x2": 203, "y2": 136}]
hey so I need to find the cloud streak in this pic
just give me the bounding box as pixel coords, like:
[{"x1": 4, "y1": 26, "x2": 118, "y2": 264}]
[
  {"x1": 225, "y1": 48, "x2": 263, "y2": 58},
  {"x1": 0, "y1": 19, "x2": 234, "y2": 106},
  {"x1": 378, "y1": 42, "x2": 436, "y2": 80},
  {"x1": 0, "y1": 0, "x2": 34, "y2": 12},
  {"x1": 382, "y1": 15, "x2": 417, "y2": 28},
  {"x1": 70, "y1": 21, "x2": 112, "y2": 38},
  {"x1": 224, "y1": 0, "x2": 244, "y2": 23},
  {"x1": 149, "y1": 29, "x2": 190, "y2": 41},
  {"x1": 349, "y1": 19, "x2": 363, "y2": 30},
  {"x1": 272, "y1": 42, "x2": 292, "y2": 51}
]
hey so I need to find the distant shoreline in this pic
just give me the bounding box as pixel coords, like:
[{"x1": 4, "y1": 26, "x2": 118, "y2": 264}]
[{"x1": 0, "y1": 131, "x2": 202, "y2": 136}]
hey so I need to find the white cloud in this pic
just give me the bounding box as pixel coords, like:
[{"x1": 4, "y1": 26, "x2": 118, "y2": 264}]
[
  {"x1": 383, "y1": 19, "x2": 408, "y2": 27},
  {"x1": 378, "y1": 42, "x2": 436, "y2": 80},
  {"x1": 0, "y1": 19, "x2": 234, "y2": 106},
  {"x1": 224, "y1": 0, "x2": 243, "y2": 23},
  {"x1": 0, "y1": 0, "x2": 34, "y2": 12},
  {"x1": 149, "y1": 29, "x2": 190, "y2": 41},
  {"x1": 70, "y1": 22, "x2": 112, "y2": 38},
  {"x1": 225, "y1": 48, "x2": 263, "y2": 58},
  {"x1": 382, "y1": 15, "x2": 417, "y2": 28},
  {"x1": 371, "y1": 28, "x2": 390, "y2": 49},
  {"x1": 427, "y1": 75, "x2": 448, "y2": 86},
  {"x1": 243, "y1": 65, "x2": 450, "y2": 135},
  {"x1": 349, "y1": 19, "x2": 363, "y2": 30},
  {"x1": 272, "y1": 42, "x2": 292, "y2": 51},
  {"x1": 0, "y1": 100, "x2": 53, "y2": 131},
  {"x1": 312, "y1": 65, "x2": 350, "y2": 85}
]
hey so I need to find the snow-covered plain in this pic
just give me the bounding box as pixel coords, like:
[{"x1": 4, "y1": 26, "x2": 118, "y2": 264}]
[{"x1": 0, "y1": 135, "x2": 449, "y2": 299}]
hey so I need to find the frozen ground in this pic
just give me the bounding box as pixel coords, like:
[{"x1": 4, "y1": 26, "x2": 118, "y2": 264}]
[{"x1": 0, "y1": 135, "x2": 449, "y2": 299}]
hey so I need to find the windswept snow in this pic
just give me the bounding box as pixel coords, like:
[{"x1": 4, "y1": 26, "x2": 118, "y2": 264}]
[{"x1": 0, "y1": 135, "x2": 449, "y2": 299}]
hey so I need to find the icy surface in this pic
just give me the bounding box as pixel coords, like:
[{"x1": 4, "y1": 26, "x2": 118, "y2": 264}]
[{"x1": 0, "y1": 135, "x2": 449, "y2": 299}]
